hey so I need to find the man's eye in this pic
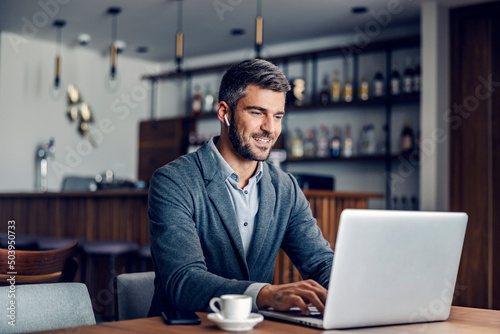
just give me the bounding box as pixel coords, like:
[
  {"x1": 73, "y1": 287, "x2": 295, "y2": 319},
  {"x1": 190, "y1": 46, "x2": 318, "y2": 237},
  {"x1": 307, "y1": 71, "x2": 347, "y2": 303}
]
[{"x1": 252, "y1": 111, "x2": 262, "y2": 116}]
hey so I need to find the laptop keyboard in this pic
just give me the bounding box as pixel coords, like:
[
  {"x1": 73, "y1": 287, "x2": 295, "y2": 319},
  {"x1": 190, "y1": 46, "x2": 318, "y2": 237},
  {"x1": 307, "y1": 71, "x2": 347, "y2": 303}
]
[
  {"x1": 307, "y1": 307, "x2": 323, "y2": 319},
  {"x1": 276, "y1": 307, "x2": 323, "y2": 319}
]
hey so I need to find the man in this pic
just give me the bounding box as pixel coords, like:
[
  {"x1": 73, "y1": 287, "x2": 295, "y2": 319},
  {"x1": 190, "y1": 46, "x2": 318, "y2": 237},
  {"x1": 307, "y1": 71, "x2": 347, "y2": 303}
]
[{"x1": 148, "y1": 59, "x2": 334, "y2": 317}]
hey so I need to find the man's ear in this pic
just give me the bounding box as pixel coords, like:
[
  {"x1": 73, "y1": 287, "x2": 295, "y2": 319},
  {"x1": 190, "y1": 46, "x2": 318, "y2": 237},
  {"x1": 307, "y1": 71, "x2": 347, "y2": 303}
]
[{"x1": 217, "y1": 101, "x2": 231, "y2": 126}]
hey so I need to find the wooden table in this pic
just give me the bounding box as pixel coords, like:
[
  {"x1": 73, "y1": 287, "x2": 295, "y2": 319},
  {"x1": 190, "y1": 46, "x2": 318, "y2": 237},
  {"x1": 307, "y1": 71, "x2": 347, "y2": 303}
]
[{"x1": 33, "y1": 307, "x2": 500, "y2": 333}]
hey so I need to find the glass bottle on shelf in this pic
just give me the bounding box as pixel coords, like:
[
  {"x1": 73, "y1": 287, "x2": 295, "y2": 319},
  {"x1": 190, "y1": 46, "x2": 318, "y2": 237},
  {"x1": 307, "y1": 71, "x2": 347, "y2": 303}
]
[
  {"x1": 401, "y1": 195, "x2": 408, "y2": 210},
  {"x1": 331, "y1": 69, "x2": 341, "y2": 102},
  {"x1": 187, "y1": 132, "x2": 202, "y2": 153},
  {"x1": 203, "y1": 83, "x2": 215, "y2": 113},
  {"x1": 330, "y1": 126, "x2": 341, "y2": 158},
  {"x1": 411, "y1": 195, "x2": 419, "y2": 210},
  {"x1": 316, "y1": 125, "x2": 329, "y2": 158},
  {"x1": 213, "y1": 91, "x2": 220, "y2": 112},
  {"x1": 390, "y1": 65, "x2": 401, "y2": 95},
  {"x1": 413, "y1": 55, "x2": 421, "y2": 93},
  {"x1": 359, "y1": 76, "x2": 369, "y2": 101},
  {"x1": 373, "y1": 67, "x2": 385, "y2": 97},
  {"x1": 304, "y1": 128, "x2": 316, "y2": 158},
  {"x1": 403, "y1": 57, "x2": 414, "y2": 94},
  {"x1": 359, "y1": 124, "x2": 376, "y2": 155},
  {"x1": 344, "y1": 76, "x2": 353, "y2": 102},
  {"x1": 343, "y1": 124, "x2": 353, "y2": 158},
  {"x1": 292, "y1": 78, "x2": 306, "y2": 106},
  {"x1": 289, "y1": 128, "x2": 304, "y2": 159},
  {"x1": 319, "y1": 75, "x2": 330, "y2": 105},
  {"x1": 191, "y1": 85, "x2": 202, "y2": 116},
  {"x1": 377, "y1": 124, "x2": 388, "y2": 155},
  {"x1": 400, "y1": 120, "x2": 415, "y2": 154},
  {"x1": 393, "y1": 196, "x2": 399, "y2": 210}
]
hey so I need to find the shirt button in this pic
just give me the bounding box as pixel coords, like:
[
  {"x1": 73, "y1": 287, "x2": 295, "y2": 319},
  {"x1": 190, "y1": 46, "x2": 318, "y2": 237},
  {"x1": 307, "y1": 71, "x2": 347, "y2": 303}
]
[
  {"x1": 244, "y1": 190, "x2": 248, "y2": 194},
  {"x1": 244, "y1": 222, "x2": 248, "y2": 227}
]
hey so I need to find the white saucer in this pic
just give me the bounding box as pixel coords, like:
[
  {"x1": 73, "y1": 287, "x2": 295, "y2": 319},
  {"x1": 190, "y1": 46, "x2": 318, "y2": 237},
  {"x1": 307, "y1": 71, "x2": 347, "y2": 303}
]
[{"x1": 207, "y1": 313, "x2": 264, "y2": 331}]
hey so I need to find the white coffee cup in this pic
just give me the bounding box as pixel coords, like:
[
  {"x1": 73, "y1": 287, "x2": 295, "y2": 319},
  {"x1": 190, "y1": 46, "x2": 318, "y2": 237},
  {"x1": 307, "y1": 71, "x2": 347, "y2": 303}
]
[{"x1": 209, "y1": 294, "x2": 252, "y2": 320}]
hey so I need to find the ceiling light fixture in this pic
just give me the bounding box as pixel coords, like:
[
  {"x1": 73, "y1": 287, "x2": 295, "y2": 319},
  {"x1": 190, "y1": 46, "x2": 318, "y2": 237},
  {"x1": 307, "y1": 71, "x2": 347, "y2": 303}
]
[
  {"x1": 231, "y1": 28, "x2": 246, "y2": 36},
  {"x1": 77, "y1": 33, "x2": 91, "y2": 46},
  {"x1": 108, "y1": 7, "x2": 122, "y2": 80},
  {"x1": 175, "y1": 0, "x2": 184, "y2": 72},
  {"x1": 114, "y1": 40, "x2": 127, "y2": 54},
  {"x1": 351, "y1": 6, "x2": 368, "y2": 14},
  {"x1": 136, "y1": 46, "x2": 149, "y2": 53},
  {"x1": 53, "y1": 20, "x2": 66, "y2": 88},
  {"x1": 255, "y1": 0, "x2": 263, "y2": 58}
]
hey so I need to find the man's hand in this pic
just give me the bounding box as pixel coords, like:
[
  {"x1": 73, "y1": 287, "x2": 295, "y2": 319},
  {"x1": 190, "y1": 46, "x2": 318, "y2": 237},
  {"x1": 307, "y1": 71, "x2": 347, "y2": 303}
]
[{"x1": 256, "y1": 280, "x2": 327, "y2": 315}]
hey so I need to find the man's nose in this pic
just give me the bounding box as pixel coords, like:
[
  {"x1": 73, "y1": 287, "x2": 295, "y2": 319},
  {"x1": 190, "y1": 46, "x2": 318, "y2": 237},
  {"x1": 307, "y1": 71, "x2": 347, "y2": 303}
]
[{"x1": 261, "y1": 115, "x2": 275, "y2": 133}]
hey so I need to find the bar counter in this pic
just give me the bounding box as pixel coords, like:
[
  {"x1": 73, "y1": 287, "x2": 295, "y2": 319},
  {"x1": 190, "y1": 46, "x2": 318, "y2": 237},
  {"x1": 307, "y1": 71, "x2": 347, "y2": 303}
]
[{"x1": 0, "y1": 190, "x2": 150, "y2": 245}]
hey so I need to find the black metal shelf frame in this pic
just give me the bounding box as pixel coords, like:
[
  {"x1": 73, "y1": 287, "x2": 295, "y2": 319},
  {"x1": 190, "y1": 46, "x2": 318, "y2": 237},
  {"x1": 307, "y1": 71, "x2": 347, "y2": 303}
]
[{"x1": 142, "y1": 35, "x2": 421, "y2": 209}]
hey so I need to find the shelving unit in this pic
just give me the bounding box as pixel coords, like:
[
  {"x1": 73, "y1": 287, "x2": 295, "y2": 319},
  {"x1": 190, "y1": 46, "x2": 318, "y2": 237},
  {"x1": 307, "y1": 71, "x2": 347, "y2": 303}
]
[{"x1": 140, "y1": 35, "x2": 421, "y2": 209}]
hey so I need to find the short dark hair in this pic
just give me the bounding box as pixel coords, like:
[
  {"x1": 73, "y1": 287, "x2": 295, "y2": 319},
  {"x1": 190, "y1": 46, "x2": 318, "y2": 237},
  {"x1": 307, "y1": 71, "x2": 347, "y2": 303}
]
[{"x1": 218, "y1": 59, "x2": 291, "y2": 112}]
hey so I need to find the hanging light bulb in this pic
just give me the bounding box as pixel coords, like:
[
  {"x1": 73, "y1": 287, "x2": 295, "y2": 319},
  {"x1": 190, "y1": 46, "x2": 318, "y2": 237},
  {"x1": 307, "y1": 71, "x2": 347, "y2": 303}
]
[
  {"x1": 53, "y1": 20, "x2": 66, "y2": 88},
  {"x1": 255, "y1": 0, "x2": 263, "y2": 59},
  {"x1": 175, "y1": 0, "x2": 184, "y2": 72},
  {"x1": 108, "y1": 7, "x2": 122, "y2": 80}
]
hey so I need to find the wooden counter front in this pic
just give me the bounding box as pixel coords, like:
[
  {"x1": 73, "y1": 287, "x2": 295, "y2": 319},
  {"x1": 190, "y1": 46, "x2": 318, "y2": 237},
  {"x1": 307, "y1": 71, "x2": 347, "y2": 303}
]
[
  {"x1": 0, "y1": 190, "x2": 150, "y2": 245},
  {"x1": 0, "y1": 189, "x2": 382, "y2": 284}
]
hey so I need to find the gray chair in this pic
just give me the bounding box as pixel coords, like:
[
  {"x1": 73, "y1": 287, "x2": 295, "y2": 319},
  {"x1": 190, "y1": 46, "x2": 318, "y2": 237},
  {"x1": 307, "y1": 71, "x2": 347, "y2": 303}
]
[
  {"x1": 114, "y1": 271, "x2": 155, "y2": 320},
  {"x1": 61, "y1": 176, "x2": 97, "y2": 191},
  {"x1": 139, "y1": 243, "x2": 152, "y2": 271},
  {"x1": 0, "y1": 283, "x2": 95, "y2": 333}
]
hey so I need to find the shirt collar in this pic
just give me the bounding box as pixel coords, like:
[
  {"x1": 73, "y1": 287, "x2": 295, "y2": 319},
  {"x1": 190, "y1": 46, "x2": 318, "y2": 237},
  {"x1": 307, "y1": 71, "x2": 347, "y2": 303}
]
[{"x1": 208, "y1": 136, "x2": 263, "y2": 184}]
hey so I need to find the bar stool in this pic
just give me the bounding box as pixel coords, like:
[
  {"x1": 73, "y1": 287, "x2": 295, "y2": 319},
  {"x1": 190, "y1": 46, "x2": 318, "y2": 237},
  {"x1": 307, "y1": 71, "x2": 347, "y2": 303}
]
[
  {"x1": 80, "y1": 240, "x2": 139, "y2": 320},
  {"x1": 139, "y1": 244, "x2": 152, "y2": 272},
  {"x1": 37, "y1": 236, "x2": 81, "y2": 250},
  {"x1": 0, "y1": 233, "x2": 38, "y2": 250}
]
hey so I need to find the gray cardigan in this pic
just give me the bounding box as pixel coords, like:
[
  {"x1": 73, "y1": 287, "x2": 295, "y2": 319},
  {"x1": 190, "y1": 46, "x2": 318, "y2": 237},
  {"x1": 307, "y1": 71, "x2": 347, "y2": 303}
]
[{"x1": 148, "y1": 142, "x2": 334, "y2": 316}]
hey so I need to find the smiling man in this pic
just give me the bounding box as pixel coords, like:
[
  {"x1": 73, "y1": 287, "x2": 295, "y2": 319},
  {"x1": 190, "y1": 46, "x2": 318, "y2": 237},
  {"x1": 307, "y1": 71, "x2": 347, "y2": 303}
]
[{"x1": 148, "y1": 59, "x2": 334, "y2": 318}]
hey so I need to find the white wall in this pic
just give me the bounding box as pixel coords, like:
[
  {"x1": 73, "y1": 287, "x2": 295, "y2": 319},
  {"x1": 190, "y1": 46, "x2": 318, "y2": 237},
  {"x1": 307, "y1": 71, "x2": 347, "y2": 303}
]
[{"x1": 0, "y1": 31, "x2": 160, "y2": 191}]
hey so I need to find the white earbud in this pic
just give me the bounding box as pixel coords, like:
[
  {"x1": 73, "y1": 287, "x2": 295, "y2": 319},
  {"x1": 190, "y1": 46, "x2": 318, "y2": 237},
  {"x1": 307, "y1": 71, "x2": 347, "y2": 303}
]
[{"x1": 224, "y1": 114, "x2": 230, "y2": 127}]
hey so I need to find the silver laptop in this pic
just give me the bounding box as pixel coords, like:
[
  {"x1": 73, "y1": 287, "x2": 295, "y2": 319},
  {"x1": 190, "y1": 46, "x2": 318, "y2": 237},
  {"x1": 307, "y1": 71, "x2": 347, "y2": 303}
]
[{"x1": 260, "y1": 209, "x2": 468, "y2": 329}]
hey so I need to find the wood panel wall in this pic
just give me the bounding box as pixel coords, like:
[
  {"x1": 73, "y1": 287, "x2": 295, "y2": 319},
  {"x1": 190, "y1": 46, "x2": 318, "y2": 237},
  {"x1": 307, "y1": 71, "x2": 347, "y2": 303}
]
[
  {"x1": 138, "y1": 118, "x2": 186, "y2": 185},
  {"x1": 450, "y1": 2, "x2": 500, "y2": 310},
  {"x1": 273, "y1": 190, "x2": 381, "y2": 284}
]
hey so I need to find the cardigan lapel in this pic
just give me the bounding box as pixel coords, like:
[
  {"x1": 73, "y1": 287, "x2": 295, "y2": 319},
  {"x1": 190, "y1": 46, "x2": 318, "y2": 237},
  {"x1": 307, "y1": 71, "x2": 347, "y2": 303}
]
[
  {"x1": 197, "y1": 144, "x2": 249, "y2": 276},
  {"x1": 247, "y1": 163, "x2": 276, "y2": 272}
]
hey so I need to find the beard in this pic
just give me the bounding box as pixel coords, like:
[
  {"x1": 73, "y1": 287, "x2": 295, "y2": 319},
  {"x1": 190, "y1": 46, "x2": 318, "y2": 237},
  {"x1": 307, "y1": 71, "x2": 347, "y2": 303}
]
[{"x1": 228, "y1": 116, "x2": 275, "y2": 161}]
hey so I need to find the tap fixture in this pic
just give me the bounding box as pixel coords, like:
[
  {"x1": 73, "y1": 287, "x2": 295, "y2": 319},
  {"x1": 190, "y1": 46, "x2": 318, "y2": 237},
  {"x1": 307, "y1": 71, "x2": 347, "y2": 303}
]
[{"x1": 35, "y1": 138, "x2": 55, "y2": 192}]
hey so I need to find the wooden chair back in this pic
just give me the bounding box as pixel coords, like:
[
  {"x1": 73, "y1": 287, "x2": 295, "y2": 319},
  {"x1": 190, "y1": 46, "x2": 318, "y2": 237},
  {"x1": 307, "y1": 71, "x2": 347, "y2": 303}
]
[{"x1": 0, "y1": 240, "x2": 78, "y2": 285}]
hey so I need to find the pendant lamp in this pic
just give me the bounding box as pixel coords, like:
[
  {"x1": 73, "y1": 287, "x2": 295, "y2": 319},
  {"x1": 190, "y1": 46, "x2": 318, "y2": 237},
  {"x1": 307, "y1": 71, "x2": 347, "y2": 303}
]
[
  {"x1": 255, "y1": 0, "x2": 263, "y2": 59},
  {"x1": 53, "y1": 20, "x2": 66, "y2": 88},
  {"x1": 175, "y1": 0, "x2": 184, "y2": 72},
  {"x1": 108, "y1": 7, "x2": 122, "y2": 80}
]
